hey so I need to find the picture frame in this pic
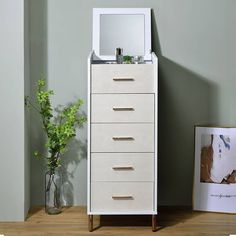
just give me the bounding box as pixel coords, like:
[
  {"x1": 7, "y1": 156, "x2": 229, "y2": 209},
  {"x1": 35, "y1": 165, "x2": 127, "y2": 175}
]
[{"x1": 193, "y1": 126, "x2": 236, "y2": 213}]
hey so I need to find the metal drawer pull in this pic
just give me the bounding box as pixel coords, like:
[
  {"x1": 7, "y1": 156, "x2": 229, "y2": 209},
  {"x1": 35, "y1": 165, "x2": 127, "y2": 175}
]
[
  {"x1": 112, "y1": 196, "x2": 134, "y2": 200},
  {"x1": 113, "y1": 77, "x2": 135, "y2": 81},
  {"x1": 113, "y1": 107, "x2": 134, "y2": 111},
  {"x1": 112, "y1": 166, "x2": 134, "y2": 171},
  {"x1": 112, "y1": 136, "x2": 134, "y2": 141}
]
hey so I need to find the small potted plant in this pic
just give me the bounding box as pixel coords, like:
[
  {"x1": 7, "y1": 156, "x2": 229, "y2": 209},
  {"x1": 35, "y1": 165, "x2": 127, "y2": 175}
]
[
  {"x1": 123, "y1": 55, "x2": 133, "y2": 64},
  {"x1": 25, "y1": 79, "x2": 86, "y2": 214}
]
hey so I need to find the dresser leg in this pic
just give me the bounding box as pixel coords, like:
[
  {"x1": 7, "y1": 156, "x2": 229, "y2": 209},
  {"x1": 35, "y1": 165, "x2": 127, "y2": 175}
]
[
  {"x1": 88, "y1": 215, "x2": 93, "y2": 232},
  {"x1": 152, "y1": 214, "x2": 157, "y2": 232}
]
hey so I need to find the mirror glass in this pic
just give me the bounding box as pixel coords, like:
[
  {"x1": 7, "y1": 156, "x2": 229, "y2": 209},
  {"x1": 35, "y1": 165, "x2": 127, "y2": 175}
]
[
  {"x1": 100, "y1": 14, "x2": 145, "y2": 56},
  {"x1": 93, "y1": 8, "x2": 151, "y2": 60}
]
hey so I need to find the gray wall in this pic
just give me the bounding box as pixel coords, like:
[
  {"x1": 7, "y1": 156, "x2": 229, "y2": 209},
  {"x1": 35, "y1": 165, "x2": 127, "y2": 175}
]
[
  {"x1": 0, "y1": 0, "x2": 30, "y2": 221},
  {"x1": 156, "y1": 0, "x2": 236, "y2": 205},
  {"x1": 30, "y1": 0, "x2": 236, "y2": 206},
  {"x1": 29, "y1": 0, "x2": 48, "y2": 206},
  {"x1": 24, "y1": 0, "x2": 30, "y2": 218}
]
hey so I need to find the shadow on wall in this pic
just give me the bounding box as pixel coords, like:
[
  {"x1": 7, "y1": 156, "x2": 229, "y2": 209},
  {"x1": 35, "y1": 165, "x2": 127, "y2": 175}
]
[
  {"x1": 60, "y1": 111, "x2": 87, "y2": 206},
  {"x1": 151, "y1": 10, "x2": 219, "y2": 206},
  {"x1": 158, "y1": 57, "x2": 219, "y2": 206}
]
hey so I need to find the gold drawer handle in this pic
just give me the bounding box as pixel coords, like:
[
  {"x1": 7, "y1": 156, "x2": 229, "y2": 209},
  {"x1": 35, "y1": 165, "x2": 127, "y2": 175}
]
[
  {"x1": 113, "y1": 77, "x2": 135, "y2": 81},
  {"x1": 112, "y1": 136, "x2": 134, "y2": 141},
  {"x1": 113, "y1": 107, "x2": 134, "y2": 111},
  {"x1": 112, "y1": 166, "x2": 134, "y2": 171},
  {"x1": 112, "y1": 196, "x2": 134, "y2": 200}
]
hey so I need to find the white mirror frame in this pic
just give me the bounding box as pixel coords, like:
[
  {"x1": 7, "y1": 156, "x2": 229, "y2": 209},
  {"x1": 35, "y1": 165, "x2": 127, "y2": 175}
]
[{"x1": 93, "y1": 8, "x2": 151, "y2": 61}]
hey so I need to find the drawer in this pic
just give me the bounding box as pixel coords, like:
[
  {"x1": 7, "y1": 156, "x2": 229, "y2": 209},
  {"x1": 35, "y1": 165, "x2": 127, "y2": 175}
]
[
  {"x1": 91, "y1": 64, "x2": 154, "y2": 93},
  {"x1": 91, "y1": 94, "x2": 154, "y2": 123},
  {"x1": 91, "y1": 153, "x2": 154, "y2": 181},
  {"x1": 91, "y1": 182, "x2": 153, "y2": 213},
  {"x1": 91, "y1": 123, "x2": 154, "y2": 152}
]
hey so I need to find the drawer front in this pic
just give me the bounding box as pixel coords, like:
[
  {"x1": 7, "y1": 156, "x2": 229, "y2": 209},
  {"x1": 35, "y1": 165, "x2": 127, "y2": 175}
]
[
  {"x1": 91, "y1": 94, "x2": 154, "y2": 123},
  {"x1": 91, "y1": 124, "x2": 154, "y2": 153},
  {"x1": 91, "y1": 182, "x2": 153, "y2": 213},
  {"x1": 91, "y1": 153, "x2": 154, "y2": 181},
  {"x1": 91, "y1": 64, "x2": 154, "y2": 93}
]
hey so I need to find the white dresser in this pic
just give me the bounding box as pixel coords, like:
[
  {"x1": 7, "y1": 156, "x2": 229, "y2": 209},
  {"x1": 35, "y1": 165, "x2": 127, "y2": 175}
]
[{"x1": 87, "y1": 52, "x2": 158, "y2": 231}]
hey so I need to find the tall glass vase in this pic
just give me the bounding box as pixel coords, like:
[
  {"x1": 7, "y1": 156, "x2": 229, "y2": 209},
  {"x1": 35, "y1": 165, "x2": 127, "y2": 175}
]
[{"x1": 45, "y1": 169, "x2": 62, "y2": 215}]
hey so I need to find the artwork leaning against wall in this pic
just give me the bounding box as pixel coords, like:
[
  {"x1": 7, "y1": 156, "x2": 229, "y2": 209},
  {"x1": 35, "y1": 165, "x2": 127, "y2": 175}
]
[{"x1": 193, "y1": 126, "x2": 236, "y2": 213}]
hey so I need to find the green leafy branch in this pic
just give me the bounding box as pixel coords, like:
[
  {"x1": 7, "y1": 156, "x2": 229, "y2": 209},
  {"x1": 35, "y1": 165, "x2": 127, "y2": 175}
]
[{"x1": 25, "y1": 79, "x2": 86, "y2": 173}]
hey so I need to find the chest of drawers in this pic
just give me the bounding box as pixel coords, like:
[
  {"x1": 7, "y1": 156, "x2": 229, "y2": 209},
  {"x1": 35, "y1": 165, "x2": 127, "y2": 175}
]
[{"x1": 87, "y1": 52, "x2": 158, "y2": 231}]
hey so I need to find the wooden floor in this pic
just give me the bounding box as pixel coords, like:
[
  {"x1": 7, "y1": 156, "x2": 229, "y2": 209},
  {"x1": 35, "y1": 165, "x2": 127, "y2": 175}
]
[{"x1": 0, "y1": 206, "x2": 236, "y2": 236}]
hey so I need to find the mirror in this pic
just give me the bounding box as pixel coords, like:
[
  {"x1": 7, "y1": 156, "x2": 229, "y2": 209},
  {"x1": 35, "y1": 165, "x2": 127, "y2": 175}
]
[
  {"x1": 93, "y1": 8, "x2": 151, "y2": 60},
  {"x1": 100, "y1": 14, "x2": 145, "y2": 56}
]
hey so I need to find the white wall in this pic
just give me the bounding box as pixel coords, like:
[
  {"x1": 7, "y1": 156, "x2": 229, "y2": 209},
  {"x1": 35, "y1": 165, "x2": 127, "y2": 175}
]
[
  {"x1": 0, "y1": 0, "x2": 29, "y2": 220},
  {"x1": 30, "y1": 0, "x2": 236, "y2": 207}
]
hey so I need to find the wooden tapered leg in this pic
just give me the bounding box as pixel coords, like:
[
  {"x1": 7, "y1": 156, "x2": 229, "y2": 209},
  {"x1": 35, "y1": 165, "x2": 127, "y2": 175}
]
[
  {"x1": 88, "y1": 215, "x2": 93, "y2": 232},
  {"x1": 152, "y1": 214, "x2": 157, "y2": 232}
]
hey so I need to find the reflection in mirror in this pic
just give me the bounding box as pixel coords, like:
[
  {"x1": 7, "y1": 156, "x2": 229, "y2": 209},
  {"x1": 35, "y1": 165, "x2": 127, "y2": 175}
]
[{"x1": 100, "y1": 14, "x2": 145, "y2": 56}]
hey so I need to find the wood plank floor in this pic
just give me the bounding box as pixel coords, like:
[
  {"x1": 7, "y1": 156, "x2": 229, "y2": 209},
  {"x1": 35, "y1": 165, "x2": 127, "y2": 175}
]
[{"x1": 0, "y1": 206, "x2": 236, "y2": 236}]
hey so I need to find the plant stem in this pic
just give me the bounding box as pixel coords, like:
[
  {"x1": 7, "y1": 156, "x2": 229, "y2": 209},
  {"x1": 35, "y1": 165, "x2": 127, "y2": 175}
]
[
  {"x1": 46, "y1": 173, "x2": 52, "y2": 192},
  {"x1": 52, "y1": 175, "x2": 59, "y2": 208},
  {"x1": 26, "y1": 98, "x2": 41, "y2": 113}
]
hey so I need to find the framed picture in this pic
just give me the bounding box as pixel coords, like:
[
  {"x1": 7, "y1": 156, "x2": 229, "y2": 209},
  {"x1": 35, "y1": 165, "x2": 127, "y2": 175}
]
[{"x1": 193, "y1": 126, "x2": 236, "y2": 213}]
